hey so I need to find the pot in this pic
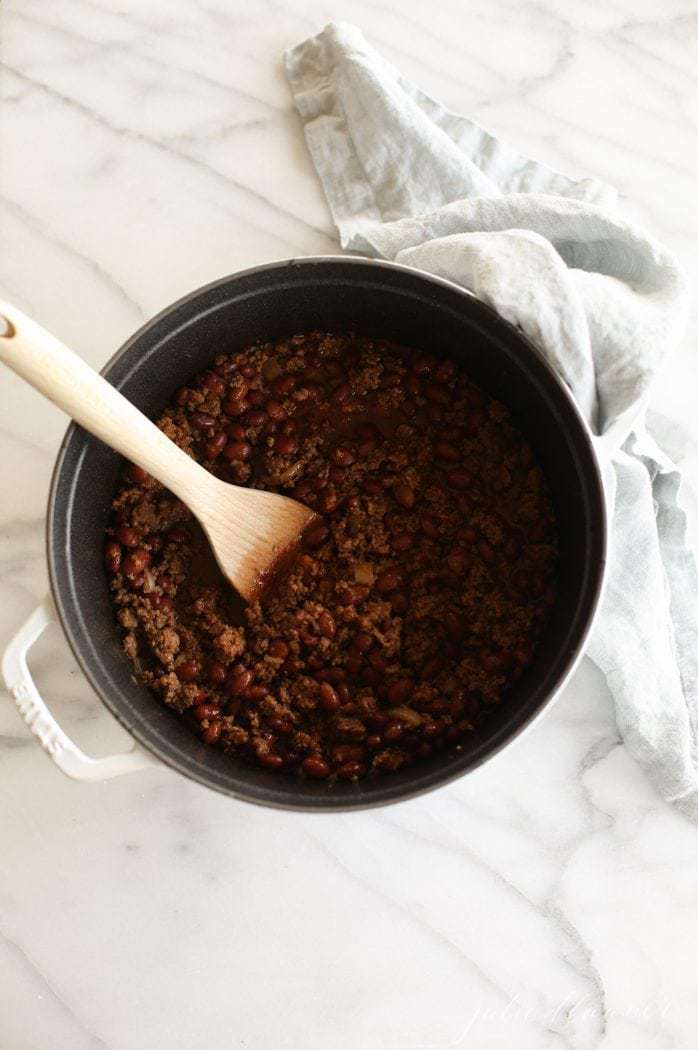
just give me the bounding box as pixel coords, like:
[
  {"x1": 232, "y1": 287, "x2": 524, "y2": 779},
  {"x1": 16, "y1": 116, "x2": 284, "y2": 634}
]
[{"x1": 3, "y1": 258, "x2": 606, "y2": 810}]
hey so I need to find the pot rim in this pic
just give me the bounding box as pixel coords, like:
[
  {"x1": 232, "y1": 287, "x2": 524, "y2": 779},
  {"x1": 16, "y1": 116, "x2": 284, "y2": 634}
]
[{"x1": 45, "y1": 255, "x2": 607, "y2": 810}]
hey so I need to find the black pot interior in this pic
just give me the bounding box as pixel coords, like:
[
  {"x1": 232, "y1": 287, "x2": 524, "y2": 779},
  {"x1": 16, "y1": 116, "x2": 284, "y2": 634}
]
[{"x1": 48, "y1": 258, "x2": 605, "y2": 810}]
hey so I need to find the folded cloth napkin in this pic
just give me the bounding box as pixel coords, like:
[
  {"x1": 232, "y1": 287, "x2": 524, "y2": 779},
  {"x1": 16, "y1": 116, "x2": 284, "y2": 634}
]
[{"x1": 285, "y1": 22, "x2": 698, "y2": 819}]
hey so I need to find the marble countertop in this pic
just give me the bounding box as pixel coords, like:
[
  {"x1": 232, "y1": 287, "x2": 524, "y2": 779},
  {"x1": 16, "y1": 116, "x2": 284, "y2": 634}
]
[{"x1": 2, "y1": 2, "x2": 698, "y2": 1047}]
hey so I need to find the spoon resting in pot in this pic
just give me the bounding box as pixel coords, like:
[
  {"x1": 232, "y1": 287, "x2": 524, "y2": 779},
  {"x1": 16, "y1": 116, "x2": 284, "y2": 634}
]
[{"x1": 0, "y1": 302, "x2": 317, "y2": 603}]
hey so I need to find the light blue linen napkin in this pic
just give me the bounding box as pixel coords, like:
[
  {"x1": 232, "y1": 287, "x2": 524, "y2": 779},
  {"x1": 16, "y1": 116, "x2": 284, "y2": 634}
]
[{"x1": 285, "y1": 22, "x2": 698, "y2": 819}]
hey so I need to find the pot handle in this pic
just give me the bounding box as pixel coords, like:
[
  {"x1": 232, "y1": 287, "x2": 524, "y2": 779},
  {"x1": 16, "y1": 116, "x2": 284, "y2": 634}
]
[{"x1": 2, "y1": 595, "x2": 158, "y2": 780}]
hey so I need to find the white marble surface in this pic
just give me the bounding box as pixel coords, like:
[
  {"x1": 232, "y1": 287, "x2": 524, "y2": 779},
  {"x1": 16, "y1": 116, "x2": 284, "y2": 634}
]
[{"x1": 1, "y1": 2, "x2": 698, "y2": 1047}]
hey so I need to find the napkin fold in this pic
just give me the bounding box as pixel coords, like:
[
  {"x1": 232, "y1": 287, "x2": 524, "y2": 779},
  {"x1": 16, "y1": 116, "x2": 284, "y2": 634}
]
[{"x1": 285, "y1": 23, "x2": 698, "y2": 819}]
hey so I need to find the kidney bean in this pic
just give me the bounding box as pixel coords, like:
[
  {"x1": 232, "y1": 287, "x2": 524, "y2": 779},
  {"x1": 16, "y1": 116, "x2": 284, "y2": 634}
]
[
  {"x1": 458, "y1": 494, "x2": 476, "y2": 516},
  {"x1": 225, "y1": 669, "x2": 252, "y2": 695},
  {"x1": 353, "y1": 632, "x2": 373, "y2": 653},
  {"x1": 193, "y1": 702, "x2": 219, "y2": 722},
  {"x1": 116, "y1": 525, "x2": 139, "y2": 548},
  {"x1": 425, "y1": 383, "x2": 450, "y2": 405},
  {"x1": 123, "y1": 548, "x2": 150, "y2": 577},
  {"x1": 480, "y1": 649, "x2": 512, "y2": 673},
  {"x1": 272, "y1": 375, "x2": 297, "y2": 396},
  {"x1": 202, "y1": 720, "x2": 223, "y2": 745},
  {"x1": 301, "y1": 383, "x2": 323, "y2": 404},
  {"x1": 340, "y1": 582, "x2": 362, "y2": 609},
  {"x1": 393, "y1": 483, "x2": 415, "y2": 509},
  {"x1": 202, "y1": 373, "x2": 226, "y2": 397},
  {"x1": 384, "y1": 720, "x2": 405, "y2": 743},
  {"x1": 292, "y1": 480, "x2": 313, "y2": 501},
  {"x1": 127, "y1": 464, "x2": 149, "y2": 484},
  {"x1": 304, "y1": 524, "x2": 328, "y2": 550},
  {"x1": 387, "y1": 679, "x2": 413, "y2": 704},
  {"x1": 479, "y1": 542, "x2": 496, "y2": 564},
  {"x1": 319, "y1": 682, "x2": 341, "y2": 712},
  {"x1": 368, "y1": 651, "x2": 388, "y2": 673},
  {"x1": 275, "y1": 434, "x2": 298, "y2": 456},
  {"x1": 332, "y1": 744, "x2": 366, "y2": 764},
  {"x1": 269, "y1": 717, "x2": 294, "y2": 735},
  {"x1": 265, "y1": 400, "x2": 286, "y2": 421},
  {"x1": 224, "y1": 396, "x2": 248, "y2": 417},
  {"x1": 258, "y1": 751, "x2": 284, "y2": 770},
  {"x1": 346, "y1": 654, "x2": 363, "y2": 674},
  {"x1": 447, "y1": 547, "x2": 467, "y2": 574},
  {"x1": 444, "y1": 611, "x2": 465, "y2": 640},
  {"x1": 146, "y1": 533, "x2": 163, "y2": 553},
  {"x1": 302, "y1": 756, "x2": 330, "y2": 778},
  {"x1": 337, "y1": 683, "x2": 350, "y2": 704},
  {"x1": 435, "y1": 441, "x2": 460, "y2": 463},
  {"x1": 464, "y1": 409, "x2": 486, "y2": 436},
  {"x1": 362, "y1": 667, "x2": 379, "y2": 687},
  {"x1": 406, "y1": 374, "x2": 422, "y2": 398},
  {"x1": 224, "y1": 441, "x2": 252, "y2": 462},
  {"x1": 435, "y1": 359, "x2": 457, "y2": 383},
  {"x1": 204, "y1": 432, "x2": 227, "y2": 459},
  {"x1": 167, "y1": 527, "x2": 189, "y2": 544},
  {"x1": 375, "y1": 569, "x2": 401, "y2": 594},
  {"x1": 191, "y1": 412, "x2": 216, "y2": 431},
  {"x1": 366, "y1": 733, "x2": 383, "y2": 749},
  {"x1": 331, "y1": 382, "x2": 352, "y2": 405},
  {"x1": 318, "y1": 489, "x2": 338, "y2": 514},
  {"x1": 224, "y1": 696, "x2": 241, "y2": 718},
  {"x1": 177, "y1": 659, "x2": 200, "y2": 683},
  {"x1": 447, "y1": 470, "x2": 473, "y2": 489},
  {"x1": 337, "y1": 762, "x2": 367, "y2": 780},
  {"x1": 208, "y1": 661, "x2": 226, "y2": 685},
  {"x1": 104, "y1": 542, "x2": 122, "y2": 573},
  {"x1": 392, "y1": 533, "x2": 413, "y2": 552},
  {"x1": 421, "y1": 720, "x2": 440, "y2": 738},
  {"x1": 246, "y1": 685, "x2": 269, "y2": 702},
  {"x1": 332, "y1": 446, "x2": 354, "y2": 467},
  {"x1": 268, "y1": 640, "x2": 289, "y2": 660},
  {"x1": 318, "y1": 611, "x2": 336, "y2": 638},
  {"x1": 461, "y1": 384, "x2": 484, "y2": 407},
  {"x1": 418, "y1": 516, "x2": 439, "y2": 539}
]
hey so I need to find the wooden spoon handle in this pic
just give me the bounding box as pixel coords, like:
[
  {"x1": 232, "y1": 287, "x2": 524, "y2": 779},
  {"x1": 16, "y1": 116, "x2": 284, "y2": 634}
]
[{"x1": 0, "y1": 300, "x2": 206, "y2": 505}]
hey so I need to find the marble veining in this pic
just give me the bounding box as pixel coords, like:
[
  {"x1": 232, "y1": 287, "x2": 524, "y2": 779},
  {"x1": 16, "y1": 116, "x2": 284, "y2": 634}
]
[{"x1": 1, "y1": 2, "x2": 698, "y2": 1047}]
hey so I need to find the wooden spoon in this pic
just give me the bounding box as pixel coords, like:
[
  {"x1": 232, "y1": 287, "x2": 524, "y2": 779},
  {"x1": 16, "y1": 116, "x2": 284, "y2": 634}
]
[{"x1": 0, "y1": 302, "x2": 317, "y2": 602}]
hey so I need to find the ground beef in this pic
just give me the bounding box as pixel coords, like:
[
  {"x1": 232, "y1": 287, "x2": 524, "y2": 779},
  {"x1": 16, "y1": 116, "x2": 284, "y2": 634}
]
[{"x1": 105, "y1": 331, "x2": 558, "y2": 782}]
